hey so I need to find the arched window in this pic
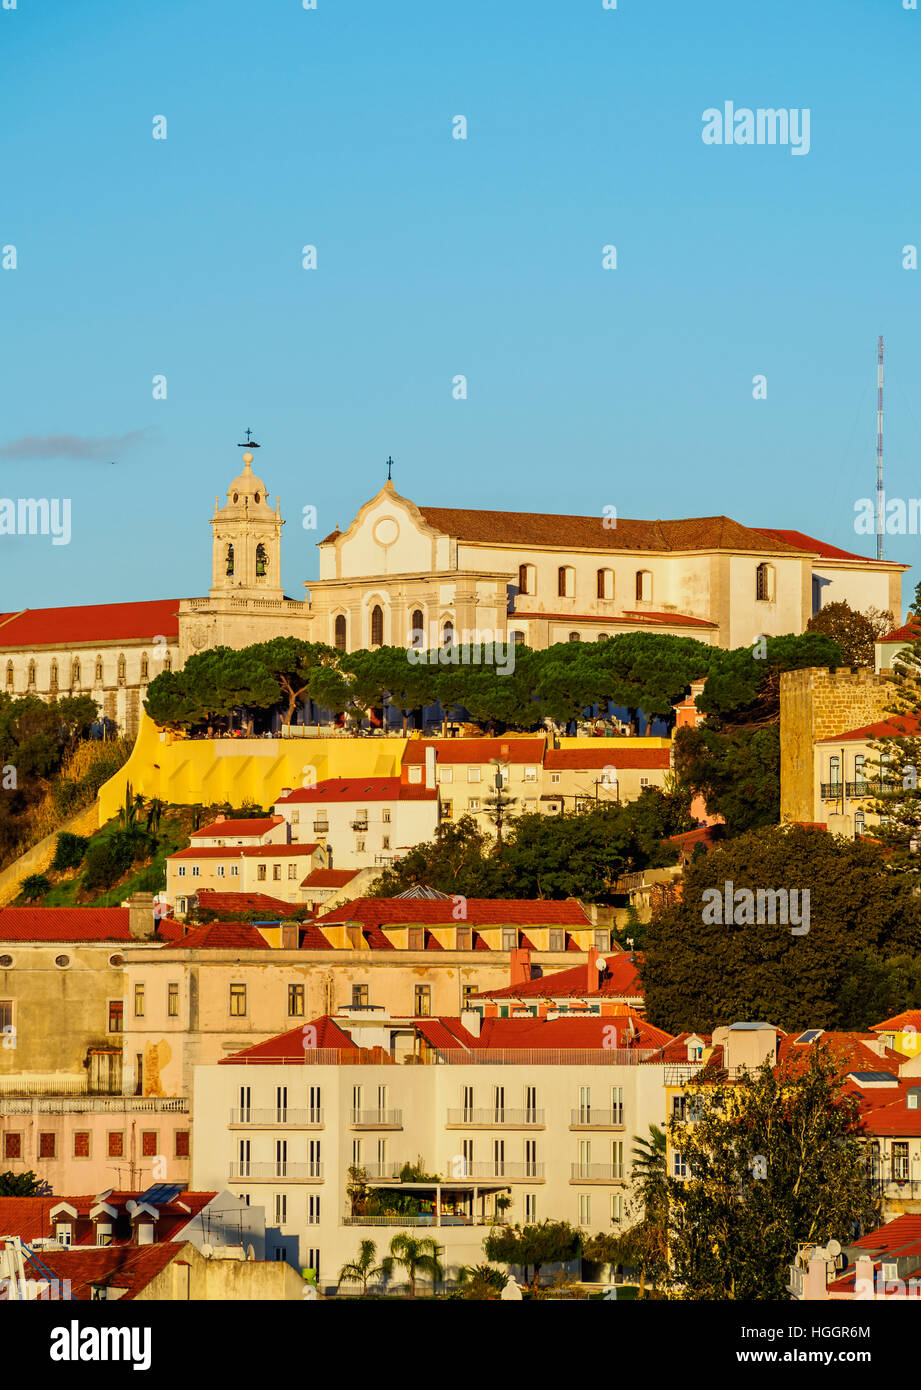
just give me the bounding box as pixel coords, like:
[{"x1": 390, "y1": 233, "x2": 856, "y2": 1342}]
[
  {"x1": 370, "y1": 605, "x2": 384, "y2": 648},
  {"x1": 597, "y1": 633, "x2": 609, "y2": 642},
  {"x1": 597, "y1": 568, "x2": 614, "y2": 600},
  {"x1": 557, "y1": 566, "x2": 574, "y2": 598},
  {"x1": 518, "y1": 563, "x2": 535, "y2": 595},
  {"x1": 409, "y1": 609, "x2": 424, "y2": 649},
  {"x1": 828, "y1": 755, "x2": 841, "y2": 785},
  {"x1": 854, "y1": 811, "x2": 866, "y2": 837},
  {"x1": 334, "y1": 615, "x2": 347, "y2": 652},
  {"x1": 255, "y1": 543, "x2": 267, "y2": 577},
  {"x1": 510, "y1": 630, "x2": 525, "y2": 646},
  {"x1": 568, "y1": 631, "x2": 581, "y2": 643},
  {"x1": 49, "y1": 660, "x2": 58, "y2": 691},
  {"x1": 140, "y1": 653, "x2": 149, "y2": 681},
  {"x1": 164, "y1": 652, "x2": 172, "y2": 672},
  {"x1": 117, "y1": 654, "x2": 127, "y2": 686},
  {"x1": 443, "y1": 620, "x2": 455, "y2": 647},
  {"x1": 755, "y1": 562, "x2": 775, "y2": 602},
  {"x1": 27, "y1": 661, "x2": 36, "y2": 688},
  {"x1": 4, "y1": 661, "x2": 12, "y2": 691},
  {"x1": 226, "y1": 544, "x2": 234, "y2": 577},
  {"x1": 635, "y1": 570, "x2": 652, "y2": 602},
  {"x1": 72, "y1": 658, "x2": 81, "y2": 687},
  {"x1": 95, "y1": 655, "x2": 104, "y2": 683}
]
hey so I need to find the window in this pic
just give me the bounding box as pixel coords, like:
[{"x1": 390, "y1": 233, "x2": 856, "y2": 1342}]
[
  {"x1": 0, "y1": 1000, "x2": 12, "y2": 1033},
  {"x1": 106, "y1": 999, "x2": 123, "y2": 1034},
  {"x1": 73, "y1": 1131, "x2": 90, "y2": 1158},
  {"x1": 829, "y1": 755, "x2": 841, "y2": 786},
  {"x1": 167, "y1": 983, "x2": 179, "y2": 1018},
  {"x1": 39, "y1": 1133, "x2": 56, "y2": 1159},
  {"x1": 525, "y1": 1139, "x2": 538, "y2": 1177},
  {"x1": 518, "y1": 563, "x2": 535, "y2": 595},
  {"x1": 467, "y1": 798, "x2": 480, "y2": 812},
  {"x1": 117, "y1": 654, "x2": 127, "y2": 685},
  {"x1": 578, "y1": 1193, "x2": 591, "y2": 1225},
  {"x1": 525, "y1": 1193, "x2": 538, "y2": 1221},
  {"x1": 439, "y1": 767, "x2": 453, "y2": 783},
  {"x1": 288, "y1": 984, "x2": 305, "y2": 1017},
  {"x1": 355, "y1": 837, "x2": 366, "y2": 852},
  {"x1": 4, "y1": 661, "x2": 12, "y2": 690},
  {"x1": 594, "y1": 930, "x2": 610, "y2": 952},
  {"x1": 72, "y1": 658, "x2": 81, "y2": 686},
  {"x1": 523, "y1": 766, "x2": 537, "y2": 783},
  {"x1": 142, "y1": 1131, "x2": 158, "y2": 1157},
  {"x1": 501, "y1": 928, "x2": 517, "y2": 951},
  {"x1": 134, "y1": 984, "x2": 145, "y2": 1017},
  {"x1": 673, "y1": 1151, "x2": 687, "y2": 1178},
  {"x1": 611, "y1": 1193, "x2": 623, "y2": 1223},
  {"x1": 568, "y1": 631, "x2": 581, "y2": 642},
  {"x1": 443, "y1": 621, "x2": 454, "y2": 647},
  {"x1": 597, "y1": 633, "x2": 609, "y2": 641},
  {"x1": 175, "y1": 1131, "x2": 190, "y2": 1158},
  {"x1": 511, "y1": 630, "x2": 525, "y2": 646},
  {"x1": 305, "y1": 1248, "x2": 321, "y2": 1281},
  {"x1": 465, "y1": 767, "x2": 482, "y2": 785},
  {"x1": 56, "y1": 1222, "x2": 73, "y2": 1246},
  {"x1": 308, "y1": 1194, "x2": 321, "y2": 1225},
  {"x1": 49, "y1": 659, "x2": 58, "y2": 691},
  {"x1": 597, "y1": 568, "x2": 614, "y2": 600},
  {"x1": 177, "y1": 866, "x2": 186, "y2": 877},
  {"x1": 635, "y1": 569, "x2": 652, "y2": 602},
  {"x1": 414, "y1": 985, "x2": 432, "y2": 1017},
  {"x1": 140, "y1": 653, "x2": 149, "y2": 681},
  {"x1": 352, "y1": 984, "x2": 369, "y2": 1008},
  {"x1": 255, "y1": 543, "x2": 268, "y2": 577},
  {"x1": 4, "y1": 1133, "x2": 22, "y2": 1159},
  {"x1": 441, "y1": 801, "x2": 453, "y2": 821},
  {"x1": 558, "y1": 566, "x2": 574, "y2": 598},
  {"x1": 230, "y1": 864, "x2": 239, "y2": 876},
  {"x1": 27, "y1": 660, "x2": 36, "y2": 688},
  {"x1": 408, "y1": 766, "x2": 422, "y2": 784},
  {"x1": 225, "y1": 543, "x2": 234, "y2": 576},
  {"x1": 370, "y1": 604, "x2": 384, "y2": 648},
  {"x1": 892, "y1": 1141, "x2": 910, "y2": 1182},
  {"x1": 611, "y1": 1086, "x2": 624, "y2": 1125},
  {"x1": 382, "y1": 835, "x2": 390, "y2": 850},
  {"x1": 275, "y1": 1193, "x2": 287, "y2": 1226},
  {"x1": 108, "y1": 1131, "x2": 125, "y2": 1158},
  {"x1": 408, "y1": 928, "x2": 424, "y2": 951},
  {"x1": 191, "y1": 866, "x2": 200, "y2": 878},
  {"x1": 550, "y1": 772, "x2": 561, "y2": 785},
  {"x1": 229, "y1": 984, "x2": 247, "y2": 1016},
  {"x1": 273, "y1": 864, "x2": 281, "y2": 881},
  {"x1": 216, "y1": 865, "x2": 225, "y2": 878},
  {"x1": 457, "y1": 929, "x2": 473, "y2": 952},
  {"x1": 257, "y1": 864, "x2": 267, "y2": 881},
  {"x1": 334, "y1": 614, "x2": 347, "y2": 651},
  {"x1": 94, "y1": 656, "x2": 103, "y2": 682},
  {"x1": 755, "y1": 562, "x2": 775, "y2": 602},
  {"x1": 639, "y1": 776, "x2": 649, "y2": 788},
  {"x1": 381, "y1": 808, "x2": 391, "y2": 824},
  {"x1": 549, "y1": 928, "x2": 565, "y2": 952},
  {"x1": 410, "y1": 610, "x2": 424, "y2": 648},
  {"x1": 855, "y1": 811, "x2": 866, "y2": 835}
]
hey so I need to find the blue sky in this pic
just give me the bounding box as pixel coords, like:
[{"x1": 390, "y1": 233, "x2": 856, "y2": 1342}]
[{"x1": 1, "y1": 0, "x2": 919, "y2": 615}]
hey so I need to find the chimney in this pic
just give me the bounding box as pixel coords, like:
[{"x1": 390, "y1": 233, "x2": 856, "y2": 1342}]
[
  {"x1": 425, "y1": 746, "x2": 437, "y2": 790},
  {"x1": 801, "y1": 1253, "x2": 832, "y2": 1301},
  {"x1": 460, "y1": 1009, "x2": 482, "y2": 1038},
  {"x1": 509, "y1": 947, "x2": 531, "y2": 988},
  {"x1": 126, "y1": 892, "x2": 157, "y2": 941},
  {"x1": 854, "y1": 1255, "x2": 875, "y2": 1299},
  {"x1": 279, "y1": 787, "x2": 292, "y2": 800},
  {"x1": 586, "y1": 945, "x2": 599, "y2": 990}
]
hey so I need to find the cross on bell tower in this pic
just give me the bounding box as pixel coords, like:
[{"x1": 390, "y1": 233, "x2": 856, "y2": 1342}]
[{"x1": 386, "y1": 455, "x2": 393, "y2": 482}]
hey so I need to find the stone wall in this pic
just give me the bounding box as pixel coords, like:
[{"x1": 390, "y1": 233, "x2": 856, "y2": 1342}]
[{"x1": 780, "y1": 667, "x2": 891, "y2": 823}]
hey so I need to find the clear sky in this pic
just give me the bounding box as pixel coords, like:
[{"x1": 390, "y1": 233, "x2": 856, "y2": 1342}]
[{"x1": 1, "y1": 0, "x2": 919, "y2": 615}]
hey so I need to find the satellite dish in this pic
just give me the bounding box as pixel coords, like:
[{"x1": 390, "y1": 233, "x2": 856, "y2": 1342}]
[
  {"x1": 596, "y1": 957, "x2": 607, "y2": 972},
  {"x1": 826, "y1": 1239, "x2": 842, "y2": 1258},
  {"x1": 200, "y1": 1243, "x2": 214, "y2": 1260}
]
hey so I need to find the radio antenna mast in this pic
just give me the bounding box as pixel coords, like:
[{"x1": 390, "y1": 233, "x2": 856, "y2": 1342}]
[{"x1": 876, "y1": 335, "x2": 884, "y2": 561}]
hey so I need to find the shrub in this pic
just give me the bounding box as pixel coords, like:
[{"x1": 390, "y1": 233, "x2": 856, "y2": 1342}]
[
  {"x1": 19, "y1": 873, "x2": 52, "y2": 902},
  {"x1": 52, "y1": 833, "x2": 89, "y2": 872},
  {"x1": 82, "y1": 837, "x2": 134, "y2": 891}
]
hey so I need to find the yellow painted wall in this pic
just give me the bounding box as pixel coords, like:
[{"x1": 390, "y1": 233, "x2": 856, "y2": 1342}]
[
  {"x1": 98, "y1": 713, "x2": 408, "y2": 819},
  {"x1": 556, "y1": 736, "x2": 672, "y2": 749}
]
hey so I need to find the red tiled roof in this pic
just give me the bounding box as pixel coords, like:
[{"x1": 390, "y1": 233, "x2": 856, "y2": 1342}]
[
  {"x1": 544, "y1": 748, "x2": 670, "y2": 770},
  {"x1": 25, "y1": 1243, "x2": 181, "y2": 1300},
  {"x1": 401, "y1": 738, "x2": 546, "y2": 766},
  {"x1": 276, "y1": 777, "x2": 437, "y2": 804},
  {"x1": 816, "y1": 714, "x2": 921, "y2": 744},
  {"x1": 753, "y1": 527, "x2": 899, "y2": 564},
  {"x1": 169, "y1": 843, "x2": 319, "y2": 860},
  {"x1": 219, "y1": 1015, "x2": 363, "y2": 1063},
  {"x1": 414, "y1": 1018, "x2": 481, "y2": 1051},
  {"x1": 477, "y1": 1013, "x2": 672, "y2": 1050},
  {"x1": 667, "y1": 825, "x2": 724, "y2": 848},
  {"x1": 194, "y1": 890, "x2": 307, "y2": 919},
  {"x1": 851, "y1": 1081, "x2": 921, "y2": 1137},
  {"x1": 315, "y1": 898, "x2": 593, "y2": 928},
  {"x1": 190, "y1": 817, "x2": 283, "y2": 838},
  {"x1": 879, "y1": 620, "x2": 921, "y2": 644},
  {"x1": 0, "y1": 598, "x2": 180, "y2": 649},
  {"x1": 509, "y1": 609, "x2": 717, "y2": 630},
  {"x1": 415, "y1": 509, "x2": 813, "y2": 555},
  {"x1": 826, "y1": 1214, "x2": 921, "y2": 1294},
  {"x1": 872, "y1": 1010, "x2": 921, "y2": 1032},
  {"x1": 476, "y1": 952, "x2": 644, "y2": 1001},
  {"x1": 301, "y1": 868, "x2": 360, "y2": 889},
  {"x1": 777, "y1": 1032, "x2": 904, "y2": 1076},
  {"x1": 0, "y1": 1191, "x2": 215, "y2": 1246},
  {"x1": 174, "y1": 922, "x2": 271, "y2": 950},
  {"x1": 0, "y1": 907, "x2": 182, "y2": 943}
]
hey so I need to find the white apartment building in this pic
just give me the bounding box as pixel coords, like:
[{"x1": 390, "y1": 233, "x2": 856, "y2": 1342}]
[
  {"x1": 191, "y1": 1011, "x2": 670, "y2": 1291},
  {"x1": 274, "y1": 776, "x2": 439, "y2": 871}
]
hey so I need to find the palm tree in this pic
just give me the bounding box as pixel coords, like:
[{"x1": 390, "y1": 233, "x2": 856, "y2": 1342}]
[
  {"x1": 336, "y1": 1239, "x2": 391, "y2": 1297},
  {"x1": 387, "y1": 1233, "x2": 444, "y2": 1298},
  {"x1": 622, "y1": 1123, "x2": 670, "y2": 1298}
]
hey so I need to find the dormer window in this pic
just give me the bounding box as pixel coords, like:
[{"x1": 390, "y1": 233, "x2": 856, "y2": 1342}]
[
  {"x1": 137, "y1": 1221, "x2": 155, "y2": 1246},
  {"x1": 55, "y1": 1221, "x2": 73, "y2": 1247}
]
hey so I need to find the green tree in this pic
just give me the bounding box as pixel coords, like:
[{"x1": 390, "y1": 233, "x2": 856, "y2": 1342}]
[
  {"x1": 19, "y1": 873, "x2": 51, "y2": 902},
  {"x1": 454, "y1": 1263, "x2": 507, "y2": 1299},
  {"x1": 336, "y1": 1239, "x2": 391, "y2": 1296},
  {"x1": 641, "y1": 824, "x2": 921, "y2": 1033},
  {"x1": 483, "y1": 1219, "x2": 583, "y2": 1292},
  {"x1": 52, "y1": 833, "x2": 89, "y2": 872},
  {"x1": 247, "y1": 638, "x2": 338, "y2": 726},
  {"x1": 482, "y1": 761, "x2": 517, "y2": 846},
  {"x1": 386, "y1": 1233, "x2": 444, "y2": 1298},
  {"x1": 806, "y1": 601, "x2": 893, "y2": 668},
  {"x1": 667, "y1": 1047, "x2": 879, "y2": 1299},
  {"x1": 674, "y1": 724, "x2": 781, "y2": 833},
  {"x1": 0, "y1": 1170, "x2": 43, "y2": 1196}
]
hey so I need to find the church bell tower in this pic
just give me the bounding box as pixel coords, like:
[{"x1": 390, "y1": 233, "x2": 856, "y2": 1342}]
[{"x1": 210, "y1": 434, "x2": 284, "y2": 600}]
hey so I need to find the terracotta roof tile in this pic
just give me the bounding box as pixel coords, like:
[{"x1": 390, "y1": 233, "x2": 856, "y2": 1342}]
[
  {"x1": 401, "y1": 738, "x2": 546, "y2": 765},
  {"x1": 544, "y1": 748, "x2": 670, "y2": 770},
  {"x1": 816, "y1": 714, "x2": 921, "y2": 744},
  {"x1": 0, "y1": 598, "x2": 180, "y2": 648},
  {"x1": 194, "y1": 890, "x2": 307, "y2": 919},
  {"x1": 277, "y1": 777, "x2": 437, "y2": 803},
  {"x1": 315, "y1": 897, "x2": 592, "y2": 927},
  {"x1": 169, "y1": 843, "x2": 319, "y2": 860},
  {"x1": 174, "y1": 922, "x2": 271, "y2": 949},
  {"x1": 190, "y1": 817, "x2": 284, "y2": 838},
  {"x1": 0, "y1": 907, "x2": 181, "y2": 943},
  {"x1": 24, "y1": 1243, "x2": 180, "y2": 1300},
  {"x1": 301, "y1": 868, "x2": 361, "y2": 889}
]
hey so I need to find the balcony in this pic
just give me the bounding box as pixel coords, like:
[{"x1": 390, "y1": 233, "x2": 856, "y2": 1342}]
[
  {"x1": 570, "y1": 1163, "x2": 625, "y2": 1183},
  {"x1": 569, "y1": 1108, "x2": 624, "y2": 1130},
  {"x1": 449, "y1": 1162, "x2": 544, "y2": 1182},
  {"x1": 228, "y1": 1162, "x2": 323, "y2": 1182},
  {"x1": 821, "y1": 780, "x2": 894, "y2": 801},
  {"x1": 313, "y1": 821, "x2": 329, "y2": 834},
  {"x1": 350, "y1": 1108, "x2": 403, "y2": 1129},
  {"x1": 446, "y1": 1108, "x2": 545, "y2": 1129},
  {"x1": 350, "y1": 821, "x2": 369, "y2": 833},
  {"x1": 343, "y1": 1212, "x2": 500, "y2": 1228},
  {"x1": 0, "y1": 1096, "x2": 188, "y2": 1114},
  {"x1": 229, "y1": 1108, "x2": 324, "y2": 1128}
]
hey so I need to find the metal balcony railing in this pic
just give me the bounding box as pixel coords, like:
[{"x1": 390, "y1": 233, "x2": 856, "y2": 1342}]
[
  {"x1": 570, "y1": 1163, "x2": 625, "y2": 1181},
  {"x1": 448, "y1": 1162, "x2": 544, "y2": 1180},
  {"x1": 446, "y1": 1108, "x2": 545, "y2": 1127},
  {"x1": 229, "y1": 1108, "x2": 324, "y2": 1126},
  {"x1": 229, "y1": 1162, "x2": 323, "y2": 1180},
  {"x1": 350, "y1": 1109, "x2": 403, "y2": 1127},
  {"x1": 569, "y1": 1108, "x2": 624, "y2": 1127}
]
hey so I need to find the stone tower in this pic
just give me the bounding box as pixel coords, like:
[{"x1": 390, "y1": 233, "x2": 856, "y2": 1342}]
[{"x1": 210, "y1": 449, "x2": 284, "y2": 600}]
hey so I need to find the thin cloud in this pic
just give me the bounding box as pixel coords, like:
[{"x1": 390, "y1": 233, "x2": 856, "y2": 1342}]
[{"x1": 0, "y1": 429, "x2": 155, "y2": 461}]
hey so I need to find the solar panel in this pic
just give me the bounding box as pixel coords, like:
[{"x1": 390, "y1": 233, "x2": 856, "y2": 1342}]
[
  {"x1": 849, "y1": 1071, "x2": 897, "y2": 1084},
  {"x1": 795, "y1": 1029, "x2": 823, "y2": 1044},
  {"x1": 139, "y1": 1182, "x2": 186, "y2": 1206}
]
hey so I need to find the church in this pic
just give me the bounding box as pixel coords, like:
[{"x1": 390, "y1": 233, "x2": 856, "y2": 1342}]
[{"x1": 0, "y1": 442, "x2": 906, "y2": 736}]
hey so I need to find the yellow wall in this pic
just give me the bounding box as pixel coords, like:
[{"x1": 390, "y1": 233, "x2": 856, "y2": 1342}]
[{"x1": 98, "y1": 713, "x2": 408, "y2": 819}]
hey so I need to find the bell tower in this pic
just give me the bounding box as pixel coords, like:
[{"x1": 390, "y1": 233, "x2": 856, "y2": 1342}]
[{"x1": 210, "y1": 433, "x2": 284, "y2": 600}]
